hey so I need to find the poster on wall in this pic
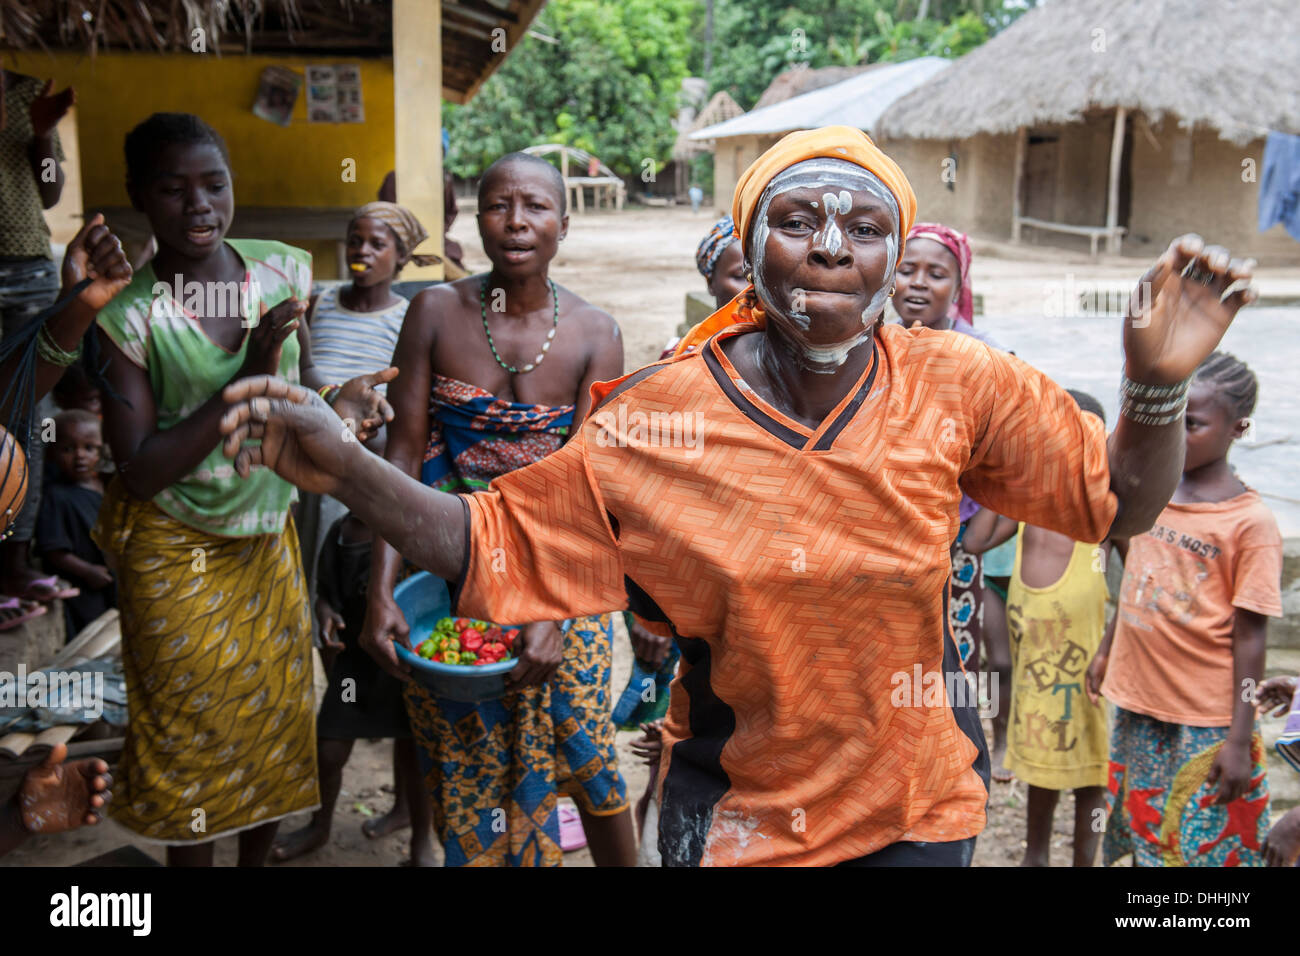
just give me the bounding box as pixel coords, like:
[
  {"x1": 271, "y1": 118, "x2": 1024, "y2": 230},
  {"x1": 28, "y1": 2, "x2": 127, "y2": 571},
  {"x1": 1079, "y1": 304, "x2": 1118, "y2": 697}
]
[
  {"x1": 306, "y1": 65, "x2": 339, "y2": 123},
  {"x1": 307, "y1": 64, "x2": 364, "y2": 123},
  {"x1": 335, "y1": 64, "x2": 365, "y2": 123},
  {"x1": 251, "y1": 66, "x2": 301, "y2": 127}
]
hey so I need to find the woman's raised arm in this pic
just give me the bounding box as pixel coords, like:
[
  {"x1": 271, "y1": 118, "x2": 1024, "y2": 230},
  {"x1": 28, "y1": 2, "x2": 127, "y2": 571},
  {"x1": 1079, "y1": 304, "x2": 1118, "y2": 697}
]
[{"x1": 1106, "y1": 234, "x2": 1255, "y2": 537}]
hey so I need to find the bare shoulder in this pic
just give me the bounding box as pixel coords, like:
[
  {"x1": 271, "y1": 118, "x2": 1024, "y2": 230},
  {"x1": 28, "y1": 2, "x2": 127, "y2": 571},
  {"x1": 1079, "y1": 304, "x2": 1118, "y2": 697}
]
[
  {"x1": 556, "y1": 283, "x2": 619, "y2": 338},
  {"x1": 404, "y1": 276, "x2": 481, "y2": 334}
]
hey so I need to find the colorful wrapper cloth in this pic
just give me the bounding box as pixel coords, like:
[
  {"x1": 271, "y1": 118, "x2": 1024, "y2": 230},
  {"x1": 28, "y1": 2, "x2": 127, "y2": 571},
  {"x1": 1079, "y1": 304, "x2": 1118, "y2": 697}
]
[
  {"x1": 407, "y1": 374, "x2": 627, "y2": 866},
  {"x1": 92, "y1": 479, "x2": 319, "y2": 843}
]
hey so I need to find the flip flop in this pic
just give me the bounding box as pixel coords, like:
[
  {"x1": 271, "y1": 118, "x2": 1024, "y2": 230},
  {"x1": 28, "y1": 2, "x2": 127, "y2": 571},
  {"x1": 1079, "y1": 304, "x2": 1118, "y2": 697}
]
[
  {"x1": 558, "y1": 803, "x2": 587, "y2": 852},
  {"x1": 0, "y1": 596, "x2": 48, "y2": 632},
  {"x1": 19, "y1": 576, "x2": 80, "y2": 604}
]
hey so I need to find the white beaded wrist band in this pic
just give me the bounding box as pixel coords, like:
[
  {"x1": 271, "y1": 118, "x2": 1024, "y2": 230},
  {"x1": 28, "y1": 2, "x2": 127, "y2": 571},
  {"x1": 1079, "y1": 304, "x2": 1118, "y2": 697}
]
[{"x1": 1119, "y1": 372, "x2": 1191, "y2": 426}]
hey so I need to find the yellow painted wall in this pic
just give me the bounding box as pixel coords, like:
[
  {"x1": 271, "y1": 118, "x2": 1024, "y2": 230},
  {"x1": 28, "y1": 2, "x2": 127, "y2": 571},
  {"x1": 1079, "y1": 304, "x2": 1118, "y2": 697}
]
[{"x1": 6, "y1": 51, "x2": 396, "y2": 209}]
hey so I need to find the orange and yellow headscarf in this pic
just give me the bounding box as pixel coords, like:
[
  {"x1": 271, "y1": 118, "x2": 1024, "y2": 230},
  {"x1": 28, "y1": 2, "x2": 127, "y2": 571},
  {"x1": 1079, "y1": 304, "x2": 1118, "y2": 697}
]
[{"x1": 675, "y1": 126, "x2": 916, "y2": 354}]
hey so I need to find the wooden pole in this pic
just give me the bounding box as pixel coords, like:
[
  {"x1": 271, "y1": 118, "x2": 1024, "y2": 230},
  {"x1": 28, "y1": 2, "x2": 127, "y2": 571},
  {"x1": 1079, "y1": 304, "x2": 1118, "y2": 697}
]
[
  {"x1": 1011, "y1": 126, "x2": 1027, "y2": 243},
  {"x1": 392, "y1": 0, "x2": 444, "y2": 280},
  {"x1": 1106, "y1": 106, "x2": 1128, "y2": 255}
]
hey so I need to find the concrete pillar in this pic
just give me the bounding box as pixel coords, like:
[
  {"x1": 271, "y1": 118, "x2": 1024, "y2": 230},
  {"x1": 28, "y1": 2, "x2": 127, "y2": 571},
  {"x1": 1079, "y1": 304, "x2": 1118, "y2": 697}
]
[{"x1": 392, "y1": 0, "x2": 444, "y2": 280}]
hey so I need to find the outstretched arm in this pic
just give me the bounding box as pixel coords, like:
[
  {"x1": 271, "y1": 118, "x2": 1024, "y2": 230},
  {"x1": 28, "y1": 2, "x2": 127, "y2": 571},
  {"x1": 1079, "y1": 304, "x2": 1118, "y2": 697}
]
[
  {"x1": 1107, "y1": 235, "x2": 1255, "y2": 537},
  {"x1": 220, "y1": 376, "x2": 467, "y2": 581}
]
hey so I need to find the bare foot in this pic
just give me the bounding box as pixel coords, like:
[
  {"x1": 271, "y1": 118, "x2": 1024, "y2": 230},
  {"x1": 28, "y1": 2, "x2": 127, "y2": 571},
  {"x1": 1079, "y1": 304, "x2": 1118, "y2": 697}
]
[
  {"x1": 991, "y1": 745, "x2": 1014, "y2": 783},
  {"x1": 362, "y1": 805, "x2": 410, "y2": 839},
  {"x1": 271, "y1": 823, "x2": 330, "y2": 862}
]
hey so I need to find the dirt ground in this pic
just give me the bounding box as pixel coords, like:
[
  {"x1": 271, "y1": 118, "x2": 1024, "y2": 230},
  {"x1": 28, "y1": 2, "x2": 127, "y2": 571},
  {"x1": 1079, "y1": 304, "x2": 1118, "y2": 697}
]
[{"x1": 7, "y1": 205, "x2": 1298, "y2": 868}]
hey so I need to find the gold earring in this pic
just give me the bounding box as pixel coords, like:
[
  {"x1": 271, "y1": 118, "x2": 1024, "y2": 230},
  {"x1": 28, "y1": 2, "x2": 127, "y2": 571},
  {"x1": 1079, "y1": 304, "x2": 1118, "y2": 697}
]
[{"x1": 888, "y1": 286, "x2": 896, "y2": 297}]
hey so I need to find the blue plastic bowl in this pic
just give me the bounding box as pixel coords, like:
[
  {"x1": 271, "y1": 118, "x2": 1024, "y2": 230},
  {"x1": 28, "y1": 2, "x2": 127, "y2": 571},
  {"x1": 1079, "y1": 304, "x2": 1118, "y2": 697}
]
[{"x1": 391, "y1": 572, "x2": 519, "y2": 703}]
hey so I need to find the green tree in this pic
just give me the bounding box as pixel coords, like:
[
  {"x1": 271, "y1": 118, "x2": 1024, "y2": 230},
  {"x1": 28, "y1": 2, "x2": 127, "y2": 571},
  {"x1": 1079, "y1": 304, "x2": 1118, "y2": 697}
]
[
  {"x1": 706, "y1": 0, "x2": 1033, "y2": 109},
  {"x1": 445, "y1": 0, "x2": 695, "y2": 179}
]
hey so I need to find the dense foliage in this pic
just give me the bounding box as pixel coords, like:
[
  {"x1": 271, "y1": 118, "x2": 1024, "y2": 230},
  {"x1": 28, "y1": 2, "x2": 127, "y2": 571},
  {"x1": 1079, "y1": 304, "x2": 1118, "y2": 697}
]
[{"x1": 445, "y1": 0, "x2": 1033, "y2": 180}]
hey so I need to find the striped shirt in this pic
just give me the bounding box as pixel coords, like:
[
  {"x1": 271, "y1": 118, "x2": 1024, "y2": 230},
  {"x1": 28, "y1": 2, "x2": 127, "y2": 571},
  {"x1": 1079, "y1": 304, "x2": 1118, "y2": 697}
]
[{"x1": 308, "y1": 285, "x2": 408, "y2": 391}]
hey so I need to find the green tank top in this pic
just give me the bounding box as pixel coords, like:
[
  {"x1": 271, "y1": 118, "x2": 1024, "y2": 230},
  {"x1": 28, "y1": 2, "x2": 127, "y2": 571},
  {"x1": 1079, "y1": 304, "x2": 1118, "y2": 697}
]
[{"x1": 96, "y1": 238, "x2": 311, "y2": 537}]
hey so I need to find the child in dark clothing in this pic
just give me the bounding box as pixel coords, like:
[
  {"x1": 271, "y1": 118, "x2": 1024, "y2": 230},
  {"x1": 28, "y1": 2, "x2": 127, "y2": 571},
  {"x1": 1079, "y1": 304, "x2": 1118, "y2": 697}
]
[
  {"x1": 35, "y1": 409, "x2": 113, "y2": 637},
  {"x1": 271, "y1": 512, "x2": 434, "y2": 865}
]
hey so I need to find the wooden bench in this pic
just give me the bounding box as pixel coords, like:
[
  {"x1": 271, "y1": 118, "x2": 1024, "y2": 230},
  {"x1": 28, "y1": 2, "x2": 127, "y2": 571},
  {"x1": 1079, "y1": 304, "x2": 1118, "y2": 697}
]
[
  {"x1": 1015, "y1": 216, "x2": 1126, "y2": 256},
  {"x1": 566, "y1": 176, "x2": 625, "y2": 213}
]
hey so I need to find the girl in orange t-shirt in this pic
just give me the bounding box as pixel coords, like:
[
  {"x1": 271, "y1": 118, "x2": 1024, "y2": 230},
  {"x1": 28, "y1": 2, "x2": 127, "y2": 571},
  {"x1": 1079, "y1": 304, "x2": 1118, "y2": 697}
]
[{"x1": 1088, "y1": 352, "x2": 1282, "y2": 866}]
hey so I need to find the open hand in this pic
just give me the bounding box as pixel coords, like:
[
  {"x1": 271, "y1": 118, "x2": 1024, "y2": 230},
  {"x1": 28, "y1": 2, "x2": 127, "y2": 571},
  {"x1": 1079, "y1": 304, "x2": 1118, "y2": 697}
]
[
  {"x1": 239, "y1": 298, "x2": 304, "y2": 378},
  {"x1": 220, "y1": 375, "x2": 363, "y2": 496},
  {"x1": 333, "y1": 367, "x2": 398, "y2": 442},
  {"x1": 506, "y1": 620, "x2": 564, "y2": 689},
  {"x1": 17, "y1": 742, "x2": 111, "y2": 833},
  {"x1": 29, "y1": 79, "x2": 75, "y2": 139},
  {"x1": 61, "y1": 214, "x2": 132, "y2": 312},
  {"x1": 1123, "y1": 235, "x2": 1257, "y2": 386}
]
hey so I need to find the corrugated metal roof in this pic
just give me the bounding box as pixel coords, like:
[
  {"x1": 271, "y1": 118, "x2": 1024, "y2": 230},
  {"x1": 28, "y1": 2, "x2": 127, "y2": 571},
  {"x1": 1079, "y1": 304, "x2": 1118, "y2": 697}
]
[{"x1": 691, "y1": 57, "x2": 952, "y2": 141}]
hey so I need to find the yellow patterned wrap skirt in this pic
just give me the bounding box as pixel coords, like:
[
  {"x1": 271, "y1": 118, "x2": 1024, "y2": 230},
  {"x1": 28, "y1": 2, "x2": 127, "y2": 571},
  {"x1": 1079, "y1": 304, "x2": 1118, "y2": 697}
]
[{"x1": 93, "y1": 479, "x2": 319, "y2": 843}]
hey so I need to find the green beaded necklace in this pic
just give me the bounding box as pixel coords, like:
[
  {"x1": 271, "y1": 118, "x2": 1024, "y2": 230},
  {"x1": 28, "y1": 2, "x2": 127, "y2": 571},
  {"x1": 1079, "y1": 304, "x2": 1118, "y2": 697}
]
[{"x1": 479, "y1": 277, "x2": 559, "y2": 374}]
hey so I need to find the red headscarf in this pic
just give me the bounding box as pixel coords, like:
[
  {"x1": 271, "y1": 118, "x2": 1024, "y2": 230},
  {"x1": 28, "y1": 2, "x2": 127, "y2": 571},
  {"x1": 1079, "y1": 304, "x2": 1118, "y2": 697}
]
[{"x1": 906, "y1": 222, "x2": 973, "y2": 325}]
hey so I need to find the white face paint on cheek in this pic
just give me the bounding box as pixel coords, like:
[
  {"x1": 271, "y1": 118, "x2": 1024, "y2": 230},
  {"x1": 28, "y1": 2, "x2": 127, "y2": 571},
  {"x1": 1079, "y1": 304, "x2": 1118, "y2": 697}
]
[{"x1": 749, "y1": 159, "x2": 901, "y2": 362}]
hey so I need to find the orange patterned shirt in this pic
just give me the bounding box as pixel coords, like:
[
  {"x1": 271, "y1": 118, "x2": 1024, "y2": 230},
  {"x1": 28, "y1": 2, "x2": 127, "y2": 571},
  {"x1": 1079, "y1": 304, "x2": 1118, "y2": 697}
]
[{"x1": 454, "y1": 323, "x2": 1117, "y2": 866}]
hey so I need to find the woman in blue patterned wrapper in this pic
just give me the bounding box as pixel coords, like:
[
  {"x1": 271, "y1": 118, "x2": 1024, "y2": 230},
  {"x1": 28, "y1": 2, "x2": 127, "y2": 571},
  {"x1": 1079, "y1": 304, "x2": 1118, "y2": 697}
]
[{"x1": 357, "y1": 152, "x2": 636, "y2": 867}]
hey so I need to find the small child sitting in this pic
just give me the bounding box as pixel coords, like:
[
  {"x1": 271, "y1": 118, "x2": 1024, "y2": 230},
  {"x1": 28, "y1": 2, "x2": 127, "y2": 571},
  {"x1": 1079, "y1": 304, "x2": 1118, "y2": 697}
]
[{"x1": 35, "y1": 409, "x2": 114, "y2": 638}]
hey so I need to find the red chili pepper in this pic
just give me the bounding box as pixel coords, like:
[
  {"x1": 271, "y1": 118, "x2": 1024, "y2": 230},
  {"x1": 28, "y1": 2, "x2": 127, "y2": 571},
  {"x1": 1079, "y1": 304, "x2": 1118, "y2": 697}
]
[
  {"x1": 454, "y1": 618, "x2": 474, "y2": 631},
  {"x1": 462, "y1": 632, "x2": 484, "y2": 653}
]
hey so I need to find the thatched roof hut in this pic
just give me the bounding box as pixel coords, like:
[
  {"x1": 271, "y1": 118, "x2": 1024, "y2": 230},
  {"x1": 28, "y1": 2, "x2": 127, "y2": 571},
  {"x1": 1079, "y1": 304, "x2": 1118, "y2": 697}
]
[
  {"x1": 878, "y1": 0, "x2": 1300, "y2": 146},
  {"x1": 875, "y1": 0, "x2": 1300, "y2": 260}
]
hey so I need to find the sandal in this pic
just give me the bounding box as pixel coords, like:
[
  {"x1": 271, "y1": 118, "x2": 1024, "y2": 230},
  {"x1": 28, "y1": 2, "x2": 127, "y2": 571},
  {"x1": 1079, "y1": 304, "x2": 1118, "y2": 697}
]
[
  {"x1": 19, "y1": 575, "x2": 80, "y2": 604},
  {"x1": 0, "y1": 596, "x2": 48, "y2": 632},
  {"x1": 558, "y1": 803, "x2": 587, "y2": 852}
]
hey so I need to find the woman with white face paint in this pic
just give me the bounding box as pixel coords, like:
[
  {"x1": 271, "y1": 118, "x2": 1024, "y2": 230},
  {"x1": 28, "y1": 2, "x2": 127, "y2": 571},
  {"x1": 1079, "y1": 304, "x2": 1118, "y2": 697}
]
[{"x1": 218, "y1": 126, "x2": 1260, "y2": 867}]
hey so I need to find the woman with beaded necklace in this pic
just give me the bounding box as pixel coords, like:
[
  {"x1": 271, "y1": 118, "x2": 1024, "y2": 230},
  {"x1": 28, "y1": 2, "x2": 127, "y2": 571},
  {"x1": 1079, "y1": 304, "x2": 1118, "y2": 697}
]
[{"x1": 359, "y1": 152, "x2": 635, "y2": 866}]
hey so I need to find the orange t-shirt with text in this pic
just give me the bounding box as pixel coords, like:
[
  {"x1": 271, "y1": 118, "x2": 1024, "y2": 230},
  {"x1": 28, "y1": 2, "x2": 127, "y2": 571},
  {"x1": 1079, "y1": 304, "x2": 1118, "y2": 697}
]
[{"x1": 1101, "y1": 491, "x2": 1282, "y2": 727}]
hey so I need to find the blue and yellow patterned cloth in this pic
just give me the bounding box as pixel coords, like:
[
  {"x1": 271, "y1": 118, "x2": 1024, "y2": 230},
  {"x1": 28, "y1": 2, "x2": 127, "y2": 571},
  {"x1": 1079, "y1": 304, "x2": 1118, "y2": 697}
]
[{"x1": 407, "y1": 374, "x2": 626, "y2": 866}]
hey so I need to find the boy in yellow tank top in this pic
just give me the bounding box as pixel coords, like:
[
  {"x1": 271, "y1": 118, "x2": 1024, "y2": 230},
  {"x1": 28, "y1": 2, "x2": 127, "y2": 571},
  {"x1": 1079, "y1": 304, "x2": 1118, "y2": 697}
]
[{"x1": 962, "y1": 390, "x2": 1113, "y2": 866}]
